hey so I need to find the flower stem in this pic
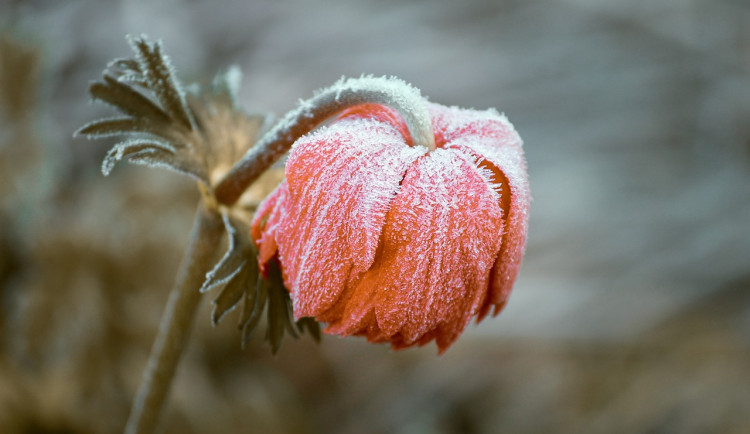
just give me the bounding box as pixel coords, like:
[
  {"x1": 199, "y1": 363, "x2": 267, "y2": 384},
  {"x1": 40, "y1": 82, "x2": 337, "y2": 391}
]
[
  {"x1": 125, "y1": 203, "x2": 224, "y2": 434},
  {"x1": 214, "y1": 76, "x2": 435, "y2": 205}
]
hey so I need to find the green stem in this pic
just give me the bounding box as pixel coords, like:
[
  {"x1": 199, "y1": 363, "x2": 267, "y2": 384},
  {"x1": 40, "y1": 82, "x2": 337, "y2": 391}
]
[{"x1": 125, "y1": 203, "x2": 224, "y2": 434}]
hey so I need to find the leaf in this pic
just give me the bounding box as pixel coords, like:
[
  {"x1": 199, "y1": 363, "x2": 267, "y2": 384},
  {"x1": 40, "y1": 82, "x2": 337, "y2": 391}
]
[
  {"x1": 126, "y1": 152, "x2": 206, "y2": 182},
  {"x1": 116, "y1": 71, "x2": 150, "y2": 88},
  {"x1": 128, "y1": 36, "x2": 194, "y2": 130},
  {"x1": 264, "y1": 261, "x2": 298, "y2": 354},
  {"x1": 75, "y1": 116, "x2": 168, "y2": 139},
  {"x1": 240, "y1": 273, "x2": 267, "y2": 349},
  {"x1": 78, "y1": 35, "x2": 268, "y2": 187},
  {"x1": 101, "y1": 139, "x2": 175, "y2": 175},
  {"x1": 238, "y1": 273, "x2": 259, "y2": 330},
  {"x1": 296, "y1": 317, "x2": 321, "y2": 343},
  {"x1": 200, "y1": 213, "x2": 248, "y2": 293},
  {"x1": 202, "y1": 215, "x2": 322, "y2": 352},
  {"x1": 89, "y1": 75, "x2": 170, "y2": 123},
  {"x1": 106, "y1": 57, "x2": 142, "y2": 74},
  {"x1": 211, "y1": 265, "x2": 249, "y2": 326},
  {"x1": 211, "y1": 65, "x2": 242, "y2": 108},
  {"x1": 205, "y1": 213, "x2": 263, "y2": 327}
]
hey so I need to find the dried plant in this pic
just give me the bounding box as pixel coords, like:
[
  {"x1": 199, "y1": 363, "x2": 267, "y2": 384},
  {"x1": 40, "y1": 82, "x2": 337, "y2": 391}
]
[
  {"x1": 76, "y1": 35, "x2": 322, "y2": 434},
  {"x1": 76, "y1": 34, "x2": 528, "y2": 434},
  {"x1": 75, "y1": 35, "x2": 318, "y2": 355}
]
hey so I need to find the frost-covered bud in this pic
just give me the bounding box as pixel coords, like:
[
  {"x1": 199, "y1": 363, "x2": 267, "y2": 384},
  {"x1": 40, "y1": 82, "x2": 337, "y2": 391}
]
[{"x1": 251, "y1": 102, "x2": 530, "y2": 353}]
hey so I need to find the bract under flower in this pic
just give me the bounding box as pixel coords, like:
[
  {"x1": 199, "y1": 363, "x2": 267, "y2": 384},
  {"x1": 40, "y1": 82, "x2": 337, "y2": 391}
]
[{"x1": 252, "y1": 102, "x2": 529, "y2": 353}]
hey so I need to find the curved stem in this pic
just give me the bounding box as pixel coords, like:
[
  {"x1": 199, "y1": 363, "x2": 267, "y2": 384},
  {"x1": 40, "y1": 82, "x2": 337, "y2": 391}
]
[
  {"x1": 125, "y1": 203, "x2": 224, "y2": 434},
  {"x1": 214, "y1": 76, "x2": 435, "y2": 205}
]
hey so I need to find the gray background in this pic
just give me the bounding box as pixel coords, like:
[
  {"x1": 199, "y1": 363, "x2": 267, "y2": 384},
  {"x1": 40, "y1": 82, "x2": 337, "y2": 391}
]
[{"x1": 1, "y1": 0, "x2": 749, "y2": 433}]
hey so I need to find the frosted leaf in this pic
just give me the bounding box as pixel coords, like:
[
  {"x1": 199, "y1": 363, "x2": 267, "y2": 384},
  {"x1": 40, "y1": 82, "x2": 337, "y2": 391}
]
[
  {"x1": 203, "y1": 212, "x2": 320, "y2": 351},
  {"x1": 211, "y1": 265, "x2": 250, "y2": 325},
  {"x1": 296, "y1": 317, "x2": 321, "y2": 342},
  {"x1": 265, "y1": 261, "x2": 298, "y2": 353},
  {"x1": 201, "y1": 212, "x2": 251, "y2": 294},
  {"x1": 87, "y1": 75, "x2": 169, "y2": 122},
  {"x1": 75, "y1": 116, "x2": 173, "y2": 140},
  {"x1": 106, "y1": 57, "x2": 141, "y2": 74},
  {"x1": 116, "y1": 71, "x2": 150, "y2": 89},
  {"x1": 101, "y1": 139, "x2": 175, "y2": 176},
  {"x1": 78, "y1": 35, "x2": 267, "y2": 188},
  {"x1": 127, "y1": 35, "x2": 195, "y2": 130}
]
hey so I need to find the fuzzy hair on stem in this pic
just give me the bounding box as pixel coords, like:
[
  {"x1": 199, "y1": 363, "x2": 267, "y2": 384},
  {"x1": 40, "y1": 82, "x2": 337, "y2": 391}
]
[{"x1": 213, "y1": 75, "x2": 435, "y2": 205}]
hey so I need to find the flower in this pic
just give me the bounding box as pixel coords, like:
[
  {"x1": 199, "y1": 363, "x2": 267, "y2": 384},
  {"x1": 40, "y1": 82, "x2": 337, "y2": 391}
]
[{"x1": 251, "y1": 102, "x2": 529, "y2": 353}]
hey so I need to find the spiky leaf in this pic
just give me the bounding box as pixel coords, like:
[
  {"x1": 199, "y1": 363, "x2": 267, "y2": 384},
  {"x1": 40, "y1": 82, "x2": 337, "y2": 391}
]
[
  {"x1": 128, "y1": 36, "x2": 194, "y2": 130},
  {"x1": 211, "y1": 265, "x2": 249, "y2": 325},
  {"x1": 78, "y1": 35, "x2": 267, "y2": 188},
  {"x1": 296, "y1": 317, "x2": 321, "y2": 343},
  {"x1": 101, "y1": 139, "x2": 175, "y2": 176},
  {"x1": 240, "y1": 274, "x2": 267, "y2": 349},
  {"x1": 201, "y1": 213, "x2": 251, "y2": 293},
  {"x1": 204, "y1": 212, "x2": 321, "y2": 353},
  {"x1": 75, "y1": 116, "x2": 169, "y2": 139},
  {"x1": 89, "y1": 75, "x2": 169, "y2": 122}
]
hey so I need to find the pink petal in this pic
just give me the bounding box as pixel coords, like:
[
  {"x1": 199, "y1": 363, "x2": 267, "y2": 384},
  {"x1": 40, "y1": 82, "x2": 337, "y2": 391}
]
[
  {"x1": 277, "y1": 116, "x2": 425, "y2": 318},
  {"x1": 326, "y1": 147, "x2": 504, "y2": 353},
  {"x1": 428, "y1": 103, "x2": 530, "y2": 319},
  {"x1": 251, "y1": 180, "x2": 290, "y2": 276}
]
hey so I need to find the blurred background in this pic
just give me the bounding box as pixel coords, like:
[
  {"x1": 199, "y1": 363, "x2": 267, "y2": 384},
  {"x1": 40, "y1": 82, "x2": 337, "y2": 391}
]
[{"x1": 1, "y1": 0, "x2": 749, "y2": 433}]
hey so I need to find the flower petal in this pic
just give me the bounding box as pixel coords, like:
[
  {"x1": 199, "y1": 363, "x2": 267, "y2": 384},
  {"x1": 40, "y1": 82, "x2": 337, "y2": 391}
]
[
  {"x1": 326, "y1": 147, "x2": 504, "y2": 352},
  {"x1": 277, "y1": 116, "x2": 425, "y2": 318},
  {"x1": 251, "y1": 179, "x2": 290, "y2": 276},
  {"x1": 429, "y1": 103, "x2": 530, "y2": 319}
]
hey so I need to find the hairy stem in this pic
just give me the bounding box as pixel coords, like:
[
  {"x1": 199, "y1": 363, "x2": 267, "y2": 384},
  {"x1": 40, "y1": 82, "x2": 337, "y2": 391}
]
[
  {"x1": 125, "y1": 203, "x2": 224, "y2": 434},
  {"x1": 214, "y1": 76, "x2": 435, "y2": 205}
]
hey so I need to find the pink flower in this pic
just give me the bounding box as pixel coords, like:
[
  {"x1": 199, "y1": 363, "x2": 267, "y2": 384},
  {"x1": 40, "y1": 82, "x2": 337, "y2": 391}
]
[{"x1": 252, "y1": 102, "x2": 530, "y2": 353}]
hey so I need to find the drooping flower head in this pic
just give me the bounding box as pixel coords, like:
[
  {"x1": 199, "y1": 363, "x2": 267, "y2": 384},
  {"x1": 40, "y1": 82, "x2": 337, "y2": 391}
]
[{"x1": 252, "y1": 101, "x2": 529, "y2": 353}]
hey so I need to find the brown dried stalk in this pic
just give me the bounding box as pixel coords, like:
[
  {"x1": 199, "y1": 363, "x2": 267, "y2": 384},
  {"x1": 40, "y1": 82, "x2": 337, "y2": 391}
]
[{"x1": 125, "y1": 202, "x2": 223, "y2": 434}]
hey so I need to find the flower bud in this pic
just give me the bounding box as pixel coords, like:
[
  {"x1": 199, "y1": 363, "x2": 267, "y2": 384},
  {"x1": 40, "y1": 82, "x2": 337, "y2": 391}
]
[{"x1": 252, "y1": 102, "x2": 529, "y2": 353}]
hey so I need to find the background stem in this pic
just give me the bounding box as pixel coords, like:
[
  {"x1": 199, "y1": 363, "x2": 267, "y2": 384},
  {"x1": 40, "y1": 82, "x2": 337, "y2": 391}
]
[{"x1": 125, "y1": 203, "x2": 224, "y2": 434}]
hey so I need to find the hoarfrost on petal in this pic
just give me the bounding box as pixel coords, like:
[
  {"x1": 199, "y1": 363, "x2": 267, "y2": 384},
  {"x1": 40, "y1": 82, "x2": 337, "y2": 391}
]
[
  {"x1": 276, "y1": 117, "x2": 425, "y2": 318},
  {"x1": 251, "y1": 180, "x2": 291, "y2": 276},
  {"x1": 427, "y1": 103, "x2": 530, "y2": 318},
  {"x1": 327, "y1": 148, "x2": 505, "y2": 352}
]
